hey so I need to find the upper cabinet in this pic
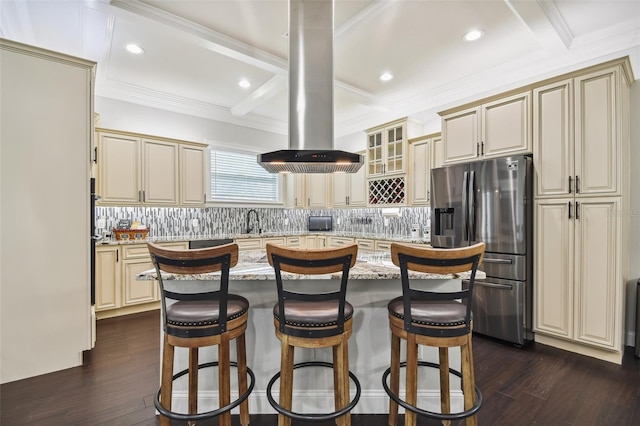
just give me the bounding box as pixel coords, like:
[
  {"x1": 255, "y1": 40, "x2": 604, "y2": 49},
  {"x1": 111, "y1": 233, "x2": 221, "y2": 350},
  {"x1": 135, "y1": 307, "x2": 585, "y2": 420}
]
[
  {"x1": 286, "y1": 173, "x2": 330, "y2": 208},
  {"x1": 408, "y1": 133, "x2": 441, "y2": 206},
  {"x1": 332, "y1": 151, "x2": 366, "y2": 207},
  {"x1": 366, "y1": 118, "x2": 422, "y2": 206},
  {"x1": 533, "y1": 66, "x2": 625, "y2": 199},
  {"x1": 366, "y1": 118, "x2": 421, "y2": 178},
  {"x1": 441, "y1": 91, "x2": 531, "y2": 164},
  {"x1": 96, "y1": 129, "x2": 207, "y2": 206},
  {"x1": 180, "y1": 145, "x2": 207, "y2": 205}
]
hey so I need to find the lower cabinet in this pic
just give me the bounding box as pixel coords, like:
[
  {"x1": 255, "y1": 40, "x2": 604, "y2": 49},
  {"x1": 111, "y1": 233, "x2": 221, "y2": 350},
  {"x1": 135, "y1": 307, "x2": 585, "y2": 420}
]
[
  {"x1": 95, "y1": 241, "x2": 188, "y2": 319},
  {"x1": 534, "y1": 197, "x2": 624, "y2": 360},
  {"x1": 328, "y1": 236, "x2": 355, "y2": 248},
  {"x1": 95, "y1": 246, "x2": 120, "y2": 311}
]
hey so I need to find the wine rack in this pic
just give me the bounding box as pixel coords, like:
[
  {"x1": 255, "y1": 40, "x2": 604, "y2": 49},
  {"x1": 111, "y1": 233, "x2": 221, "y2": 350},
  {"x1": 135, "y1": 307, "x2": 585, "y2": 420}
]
[{"x1": 368, "y1": 176, "x2": 406, "y2": 205}]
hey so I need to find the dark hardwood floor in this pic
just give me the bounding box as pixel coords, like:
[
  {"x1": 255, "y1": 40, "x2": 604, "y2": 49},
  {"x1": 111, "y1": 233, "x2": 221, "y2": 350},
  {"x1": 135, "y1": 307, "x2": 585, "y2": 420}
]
[{"x1": 2, "y1": 310, "x2": 639, "y2": 425}]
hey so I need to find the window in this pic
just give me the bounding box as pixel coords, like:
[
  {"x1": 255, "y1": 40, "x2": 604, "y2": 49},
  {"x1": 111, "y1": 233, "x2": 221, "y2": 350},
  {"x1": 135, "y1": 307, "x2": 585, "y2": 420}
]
[{"x1": 210, "y1": 147, "x2": 279, "y2": 203}]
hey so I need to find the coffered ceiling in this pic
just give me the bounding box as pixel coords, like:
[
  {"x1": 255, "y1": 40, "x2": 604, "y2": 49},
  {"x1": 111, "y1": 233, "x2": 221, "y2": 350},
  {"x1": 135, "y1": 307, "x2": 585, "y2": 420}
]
[{"x1": 1, "y1": 0, "x2": 638, "y2": 138}]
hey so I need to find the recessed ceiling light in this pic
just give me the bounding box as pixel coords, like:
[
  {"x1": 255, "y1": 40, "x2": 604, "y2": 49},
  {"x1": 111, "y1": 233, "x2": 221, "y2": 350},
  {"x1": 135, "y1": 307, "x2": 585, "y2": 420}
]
[
  {"x1": 126, "y1": 44, "x2": 144, "y2": 54},
  {"x1": 379, "y1": 72, "x2": 394, "y2": 82},
  {"x1": 238, "y1": 79, "x2": 252, "y2": 88},
  {"x1": 463, "y1": 30, "x2": 484, "y2": 42}
]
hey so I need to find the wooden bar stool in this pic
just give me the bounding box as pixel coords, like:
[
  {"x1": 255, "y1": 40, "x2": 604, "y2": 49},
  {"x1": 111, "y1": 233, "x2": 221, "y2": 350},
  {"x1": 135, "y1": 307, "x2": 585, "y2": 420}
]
[
  {"x1": 147, "y1": 242, "x2": 255, "y2": 426},
  {"x1": 382, "y1": 242, "x2": 485, "y2": 426},
  {"x1": 264, "y1": 243, "x2": 361, "y2": 426}
]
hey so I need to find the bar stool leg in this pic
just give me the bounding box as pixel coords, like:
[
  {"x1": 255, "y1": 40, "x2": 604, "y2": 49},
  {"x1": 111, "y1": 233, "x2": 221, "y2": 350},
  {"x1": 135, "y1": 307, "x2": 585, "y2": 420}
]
[
  {"x1": 388, "y1": 332, "x2": 401, "y2": 426},
  {"x1": 461, "y1": 335, "x2": 477, "y2": 426},
  {"x1": 160, "y1": 334, "x2": 174, "y2": 426},
  {"x1": 404, "y1": 333, "x2": 418, "y2": 426},
  {"x1": 218, "y1": 337, "x2": 231, "y2": 426},
  {"x1": 188, "y1": 348, "x2": 199, "y2": 426},
  {"x1": 236, "y1": 332, "x2": 250, "y2": 426},
  {"x1": 438, "y1": 347, "x2": 451, "y2": 426},
  {"x1": 279, "y1": 335, "x2": 294, "y2": 426},
  {"x1": 332, "y1": 334, "x2": 351, "y2": 426}
]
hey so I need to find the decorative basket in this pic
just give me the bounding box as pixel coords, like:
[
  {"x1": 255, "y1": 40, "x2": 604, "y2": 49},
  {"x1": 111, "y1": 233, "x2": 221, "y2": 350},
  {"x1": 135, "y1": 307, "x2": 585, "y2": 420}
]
[{"x1": 113, "y1": 228, "x2": 149, "y2": 241}]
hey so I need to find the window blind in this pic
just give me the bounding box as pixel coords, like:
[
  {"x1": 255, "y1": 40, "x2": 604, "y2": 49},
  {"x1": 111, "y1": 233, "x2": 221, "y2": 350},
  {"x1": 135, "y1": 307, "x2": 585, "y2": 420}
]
[{"x1": 210, "y1": 148, "x2": 279, "y2": 202}]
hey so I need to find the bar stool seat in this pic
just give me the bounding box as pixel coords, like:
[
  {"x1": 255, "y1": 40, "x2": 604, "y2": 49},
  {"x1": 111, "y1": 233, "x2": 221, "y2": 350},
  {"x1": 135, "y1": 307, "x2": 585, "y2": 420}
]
[
  {"x1": 382, "y1": 242, "x2": 486, "y2": 426},
  {"x1": 265, "y1": 243, "x2": 361, "y2": 426},
  {"x1": 147, "y1": 242, "x2": 255, "y2": 426}
]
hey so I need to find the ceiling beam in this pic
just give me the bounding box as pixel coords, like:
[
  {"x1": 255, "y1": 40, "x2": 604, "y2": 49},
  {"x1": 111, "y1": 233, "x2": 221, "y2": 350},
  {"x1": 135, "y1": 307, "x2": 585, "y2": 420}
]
[{"x1": 504, "y1": 0, "x2": 572, "y2": 53}]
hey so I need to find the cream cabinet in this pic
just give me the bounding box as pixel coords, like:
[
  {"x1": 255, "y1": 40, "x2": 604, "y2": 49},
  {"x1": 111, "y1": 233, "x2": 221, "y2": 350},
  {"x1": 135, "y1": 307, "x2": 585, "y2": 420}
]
[
  {"x1": 180, "y1": 145, "x2": 207, "y2": 205},
  {"x1": 288, "y1": 174, "x2": 330, "y2": 208},
  {"x1": 96, "y1": 241, "x2": 188, "y2": 319},
  {"x1": 95, "y1": 246, "x2": 120, "y2": 312},
  {"x1": 332, "y1": 153, "x2": 366, "y2": 207},
  {"x1": 96, "y1": 129, "x2": 206, "y2": 206},
  {"x1": 533, "y1": 67, "x2": 624, "y2": 199},
  {"x1": 328, "y1": 236, "x2": 354, "y2": 248},
  {"x1": 306, "y1": 235, "x2": 327, "y2": 249},
  {"x1": 408, "y1": 133, "x2": 441, "y2": 206},
  {"x1": 235, "y1": 238, "x2": 262, "y2": 251},
  {"x1": 441, "y1": 91, "x2": 531, "y2": 164},
  {"x1": 532, "y1": 58, "x2": 631, "y2": 364},
  {"x1": 432, "y1": 136, "x2": 444, "y2": 169},
  {"x1": 534, "y1": 198, "x2": 622, "y2": 350},
  {"x1": 366, "y1": 118, "x2": 421, "y2": 178},
  {"x1": 355, "y1": 238, "x2": 375, "y2": 251}
]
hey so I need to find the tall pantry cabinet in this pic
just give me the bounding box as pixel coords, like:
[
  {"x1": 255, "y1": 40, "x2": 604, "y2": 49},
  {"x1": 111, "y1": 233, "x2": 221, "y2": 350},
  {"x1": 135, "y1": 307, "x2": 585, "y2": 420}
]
[
  {"x1": 0, "y1": 39, "x2": 95, "y2": 382},
  {"x1": 533, "y1": 58, "x2": 632, "y2": 364}
]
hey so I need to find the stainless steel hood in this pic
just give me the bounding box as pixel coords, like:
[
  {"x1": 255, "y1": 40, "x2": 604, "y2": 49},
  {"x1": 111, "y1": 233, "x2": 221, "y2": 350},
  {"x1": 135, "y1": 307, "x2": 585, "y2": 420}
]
[{"x1": 258, "y1": 0, "x2": 364, "y2": 173}]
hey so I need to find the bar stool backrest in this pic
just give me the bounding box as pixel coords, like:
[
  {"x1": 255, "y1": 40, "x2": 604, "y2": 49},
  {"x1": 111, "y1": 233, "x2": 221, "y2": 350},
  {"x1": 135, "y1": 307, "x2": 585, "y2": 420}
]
[
  {"x1": 147, "y1": 241, "x2": 239, "y2": 336},
  {"x1": 266, "y1": 243, "x2": 358, "y2": 338},
  {"x1": 390, "y1": 242, "x2": 486, "y2": 338}
]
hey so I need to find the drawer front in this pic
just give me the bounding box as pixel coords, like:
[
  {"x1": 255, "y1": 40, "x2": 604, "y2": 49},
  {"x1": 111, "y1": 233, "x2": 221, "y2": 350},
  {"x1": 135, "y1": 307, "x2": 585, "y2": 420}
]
[
  {"x1": 356, "y1": 239, "x2": 375, "y2": 251},
  {"x1": 262, "y1": 237, "x2": 286, "y2": 247},
  {"x1": 329, "y1": 237, "x2": 354, "y2": 247},
  {"x1": 375, "y1": 240, "x2": 392, "y2": 252},
  {"x1": 122, "y1": 244, "x2": 151, "y2": 259},
  {"x1": 235, "y1": 239, "x2": 262, "y2": 250},
  {"x1": 286, "y1": 236, "x2": 304, "y2": 247}
]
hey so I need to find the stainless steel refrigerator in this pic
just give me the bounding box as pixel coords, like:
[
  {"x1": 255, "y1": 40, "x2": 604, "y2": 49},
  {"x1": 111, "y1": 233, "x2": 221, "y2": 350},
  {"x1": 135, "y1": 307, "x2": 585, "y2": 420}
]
[{"x1": 430, "y1": 155, "x2": 533, "y2": 345}]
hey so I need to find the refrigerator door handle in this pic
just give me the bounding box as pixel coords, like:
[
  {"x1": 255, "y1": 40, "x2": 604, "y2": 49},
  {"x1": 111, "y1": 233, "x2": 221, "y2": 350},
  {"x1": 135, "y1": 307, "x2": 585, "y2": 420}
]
[
  {"x1": 462, "y1": 171, "x2": 469, "y2": 241},
  {"x1": 468, "y1": 170, "x2": 476, "y2": 242}
]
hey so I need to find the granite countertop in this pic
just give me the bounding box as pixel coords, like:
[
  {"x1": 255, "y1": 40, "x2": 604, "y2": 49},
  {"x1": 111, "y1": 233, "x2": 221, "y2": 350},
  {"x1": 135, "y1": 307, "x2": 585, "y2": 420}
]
[
  {"x1": 99, "y1": 231, "x2": 431, "y2": 246},
  {"x1": 137, "y1": 250, "x2": 485, "y2": 282}
]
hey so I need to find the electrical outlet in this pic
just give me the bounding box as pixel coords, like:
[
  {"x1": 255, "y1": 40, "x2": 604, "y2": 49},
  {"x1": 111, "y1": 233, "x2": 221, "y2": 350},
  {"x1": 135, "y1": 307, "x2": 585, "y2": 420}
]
[
  {"x1": 97, "y1": 218, "x2": 106, "y2": 229},
  {"x1": 284, "y1": 218, "x2": 289, "y2": 226},
  {"x1": 336, "y1": 217, "x2": 341, "y2": 225},
  {"x1": 192, "y1": 219, "x2": 199, "y2": 227}
]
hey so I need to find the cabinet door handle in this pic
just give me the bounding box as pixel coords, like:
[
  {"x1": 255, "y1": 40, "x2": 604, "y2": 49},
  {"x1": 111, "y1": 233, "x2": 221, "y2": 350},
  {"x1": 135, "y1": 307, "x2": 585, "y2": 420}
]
[
  {"x1": 476, "y1": 143, "x2": 480, "y2": 156},
  {"x1": 138, "y1": 190, "x2": 142, "y2": 202},
  {"x1": 576, "y1": 201, "x2": 580, "y2": 220},
  {"x1": 575, "y1": 176, "x2": 580, "y2": 193},
  {"x1": 568, "y1": 176, "x2": 572, "y2": 193},
  {"x1": 142, "y1": 190, "x2": 146, "y2": 202},
  {"x1": 568, "y1": 201, "x2": 572, "y2": 219},
  {"x1": 427, "y1": 190, "x2": 430, "y2": 202},
  {"x1": 295, "y1": 197, "x2": 297, "y2": 206},
  {"x1": 346, "y1": 196, "x2": 350, "y2": 205},
  {"x1": 93, "y1": 147, "x2": 98, "y2": 163},
  {"x1": 481, "y1": 142, "x2": 484, "y2": 156},
  {"x1": 116, "y1": 250, "x2": 119, "y2": 262}
]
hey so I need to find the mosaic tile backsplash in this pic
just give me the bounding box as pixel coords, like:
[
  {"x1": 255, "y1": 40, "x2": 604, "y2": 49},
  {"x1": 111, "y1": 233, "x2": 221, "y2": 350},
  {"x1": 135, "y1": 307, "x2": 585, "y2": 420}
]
[{"x1": 95, "y1": 206, "x2": 432, "y2": 239}]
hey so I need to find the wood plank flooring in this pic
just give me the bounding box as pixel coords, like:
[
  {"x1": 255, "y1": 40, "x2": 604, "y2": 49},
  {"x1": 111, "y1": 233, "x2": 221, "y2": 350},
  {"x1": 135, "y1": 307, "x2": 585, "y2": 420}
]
[{"x1": 2, "y1": 310, "x2": 639, "y2": 425}]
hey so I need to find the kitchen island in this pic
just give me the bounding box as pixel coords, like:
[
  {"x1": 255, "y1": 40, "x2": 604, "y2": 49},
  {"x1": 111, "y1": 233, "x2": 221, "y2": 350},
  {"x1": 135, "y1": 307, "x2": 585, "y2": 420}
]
[{"x1": 138, "y1": 249, "x2": 484, "y2": 415}]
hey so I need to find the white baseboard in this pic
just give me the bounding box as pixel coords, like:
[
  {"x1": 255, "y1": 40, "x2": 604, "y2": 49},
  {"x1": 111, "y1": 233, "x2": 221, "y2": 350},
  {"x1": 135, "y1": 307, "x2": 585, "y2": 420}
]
[{"x1": 168, "y1": 389, "x2": 464, "y2": 415}]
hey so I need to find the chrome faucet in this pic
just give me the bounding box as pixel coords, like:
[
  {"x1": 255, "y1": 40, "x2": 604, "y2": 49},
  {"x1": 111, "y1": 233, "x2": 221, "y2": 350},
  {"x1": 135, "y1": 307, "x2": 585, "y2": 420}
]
[{"x1": 245, "y1": 209, "x2": 260, "y2": 234}]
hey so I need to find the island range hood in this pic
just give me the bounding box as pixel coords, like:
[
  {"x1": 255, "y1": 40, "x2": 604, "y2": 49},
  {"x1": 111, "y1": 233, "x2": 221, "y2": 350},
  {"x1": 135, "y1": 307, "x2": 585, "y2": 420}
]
[{"x1": 258, "y1": 0, "x2": 364, "y2": 174}]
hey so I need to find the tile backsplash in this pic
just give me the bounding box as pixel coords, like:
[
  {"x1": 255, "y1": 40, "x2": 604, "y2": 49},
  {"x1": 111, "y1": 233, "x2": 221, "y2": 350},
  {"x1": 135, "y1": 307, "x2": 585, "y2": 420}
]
[{"x1": 95, "y1": 206, "x2": 432, "y2": 238}]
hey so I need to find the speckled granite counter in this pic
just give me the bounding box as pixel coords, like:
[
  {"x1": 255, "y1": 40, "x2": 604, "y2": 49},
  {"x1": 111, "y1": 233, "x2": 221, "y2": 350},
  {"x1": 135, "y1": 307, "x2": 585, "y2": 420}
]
[
  {"x1": 137, "y1": 250, "x2": 483, "y2": 282},
  {"x1": 100, "y1": 230, "x2": 431, "y2": 246}
]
